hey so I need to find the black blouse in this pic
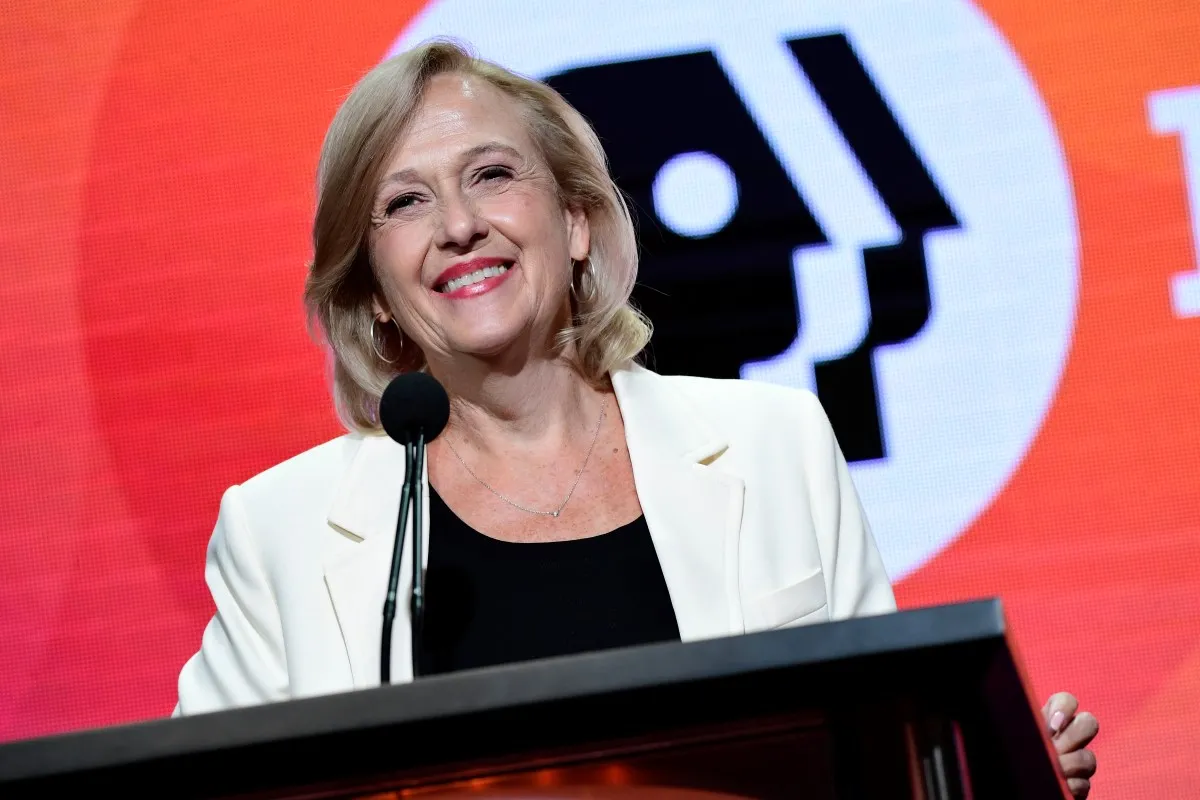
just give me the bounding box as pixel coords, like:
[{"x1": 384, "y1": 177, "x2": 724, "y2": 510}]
[{"x1": 417, "y1": 486, "x2": 682, "y2": 676}]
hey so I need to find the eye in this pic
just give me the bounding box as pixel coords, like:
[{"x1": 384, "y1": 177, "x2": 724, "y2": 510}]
[
  {"x1": 477, "y1": 165, "x2": 515, "y2": 182},
  {"x1": 385, "y1": 193, "x2": 420, "y2": 216}
]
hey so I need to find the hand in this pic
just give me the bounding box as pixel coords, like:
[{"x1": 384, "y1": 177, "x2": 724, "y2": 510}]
[{"x1": 1042, "y1": 692, "x2": 1099, "y2": 798}]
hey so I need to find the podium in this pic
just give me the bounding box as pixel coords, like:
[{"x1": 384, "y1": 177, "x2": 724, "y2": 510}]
[{"x1": 0, "y1": 600, "x2": 1068, "y2": 799}]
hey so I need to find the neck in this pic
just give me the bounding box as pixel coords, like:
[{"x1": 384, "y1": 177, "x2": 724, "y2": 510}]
[{"x1": 425, "y1": 343, "x2": 606, "y2": 456}]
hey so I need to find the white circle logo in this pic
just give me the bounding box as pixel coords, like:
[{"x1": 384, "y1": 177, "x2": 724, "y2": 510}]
[
  {"x1": 392, "y1": 0, "x2": 1078, "y2": 580},
  {"x1": 653, "y1": 152, "x2": 740, "y2": 239}
]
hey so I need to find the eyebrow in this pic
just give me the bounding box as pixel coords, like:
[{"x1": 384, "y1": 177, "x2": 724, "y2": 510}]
[{"x1": 376, "y1": 142, "x2": 526, "y2": 194}]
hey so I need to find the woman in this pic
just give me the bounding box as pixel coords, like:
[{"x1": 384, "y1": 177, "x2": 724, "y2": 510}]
[{"x1": 175, "y1": 41, "x2": 1098, "y2": 796}]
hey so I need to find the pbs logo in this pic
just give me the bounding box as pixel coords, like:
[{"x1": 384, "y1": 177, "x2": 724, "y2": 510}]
[{"x1": 392, "y1": 0, "x2": 1079, "y2": 580}]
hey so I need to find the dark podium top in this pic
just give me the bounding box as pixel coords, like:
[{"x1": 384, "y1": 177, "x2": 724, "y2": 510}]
[{"x1": 0, "y1": 599, "x2": 1068, "y2": 800}]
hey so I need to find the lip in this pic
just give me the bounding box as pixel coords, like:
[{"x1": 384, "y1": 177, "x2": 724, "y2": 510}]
[{"x1": 432, "y1": 257, "x2": 516, "y2": 299}]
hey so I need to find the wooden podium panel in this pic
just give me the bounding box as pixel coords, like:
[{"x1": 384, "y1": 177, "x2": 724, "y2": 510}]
[{"x1": 0, "y1": 600, "x2": 1068, "y2": 799}]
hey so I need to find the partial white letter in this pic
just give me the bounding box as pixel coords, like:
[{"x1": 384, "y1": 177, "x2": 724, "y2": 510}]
[{"x1": 1149, "y1": 86, "x2": 1200, "y2": 318}]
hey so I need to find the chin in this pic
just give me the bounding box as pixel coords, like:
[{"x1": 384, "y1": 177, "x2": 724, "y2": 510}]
[
  {"x1": 450, "y1": 329, "x2": 530, "y2": 361},
  {"x1": 442, "y1": 307, "x2": 558, "y2": 363}
]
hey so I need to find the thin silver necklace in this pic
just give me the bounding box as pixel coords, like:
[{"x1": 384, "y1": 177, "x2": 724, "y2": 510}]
[{"x1": 443, "y1": 397, "x2": 608, "y2": 518}]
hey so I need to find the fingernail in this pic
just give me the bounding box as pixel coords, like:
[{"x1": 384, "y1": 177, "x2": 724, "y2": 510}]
[{"x1": 1050, "y1": 710, "x2": 1066, "y2": 733}]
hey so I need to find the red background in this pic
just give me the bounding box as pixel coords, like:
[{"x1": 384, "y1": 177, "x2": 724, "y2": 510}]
[{"x1": 2, "y1": 3, "x2": 1199, "y2": 796}]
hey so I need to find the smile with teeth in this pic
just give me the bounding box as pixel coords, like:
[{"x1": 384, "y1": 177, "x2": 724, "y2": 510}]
[{"x1": 438, "y1": 263, "x2": 511, "y2": 293}]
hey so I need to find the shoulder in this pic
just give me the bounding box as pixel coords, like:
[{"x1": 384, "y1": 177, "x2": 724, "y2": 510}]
[
  {"x1": 656, "y1": 371, "x2": 823, "y2": 412},
  {"x1": 224, "y1": 434, "x2": 365, "y2": 534},
  {"x1": 237, "y1": 434, "x2": 362, "y2": 500},
  {"x1": 646, "y1": 370, "x2": 834, "y2": 443},
  {"x1": 617, "y1": 366, "x2": 842, "y2": 477}
]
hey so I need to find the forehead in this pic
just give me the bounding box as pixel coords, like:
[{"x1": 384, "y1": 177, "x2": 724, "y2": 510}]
[{"x1": 390, "y1": 73, "x2": 534, "y2": 163}]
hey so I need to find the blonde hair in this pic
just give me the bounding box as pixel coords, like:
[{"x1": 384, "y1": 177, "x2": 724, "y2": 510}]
[{"x1": 304, "y1": 40, "x2": 650, "y2": 432}]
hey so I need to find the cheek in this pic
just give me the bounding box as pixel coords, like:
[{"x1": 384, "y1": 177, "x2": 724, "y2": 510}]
[
  {"x1": 486, "y1": 193, "x2": 573, "y2": 261},
  {"x1": 481, "y1": 180, "x2": 551, "y2": 226},
  {"x1": 480, "y1": 192, "x2": 537, "y2": 231},
  {"x1": 372, "y1": 229, "x2": 427, "y2": 291}
]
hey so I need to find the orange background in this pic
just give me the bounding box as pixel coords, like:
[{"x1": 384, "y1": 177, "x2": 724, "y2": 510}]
[{"x1": 2, "y1": 3, "x2": 1198, "y2": 797}]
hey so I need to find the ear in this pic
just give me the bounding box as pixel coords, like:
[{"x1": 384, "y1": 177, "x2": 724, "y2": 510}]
[
  {"x1": 565, "y1": 206, "x2": 591, "y2": 262},
  {"x1": 370, "y1": 294, "x2": 391, "y2": 323}
]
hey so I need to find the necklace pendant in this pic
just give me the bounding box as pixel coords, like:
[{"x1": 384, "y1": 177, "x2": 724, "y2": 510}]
[{"x1": 551, "y1": 510, "x2": 560, "y2": 518}]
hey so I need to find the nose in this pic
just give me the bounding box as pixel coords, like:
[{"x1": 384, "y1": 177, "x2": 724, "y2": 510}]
[{"x1": 434, "y1": 190, "x2": 488, "y2": 250}]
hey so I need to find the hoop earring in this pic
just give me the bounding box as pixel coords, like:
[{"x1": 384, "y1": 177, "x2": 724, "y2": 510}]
[
  {"x1": 568, "y1": 257, "x2": 592, "y2": 302},
  {"x1": 370, "y1": 318, "x2": 400, "y2": 364}
]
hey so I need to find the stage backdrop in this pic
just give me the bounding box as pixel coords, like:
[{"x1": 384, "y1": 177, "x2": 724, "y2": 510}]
[{"x1": 2, "y1": 1, "x2": 1199, "y2": 795}]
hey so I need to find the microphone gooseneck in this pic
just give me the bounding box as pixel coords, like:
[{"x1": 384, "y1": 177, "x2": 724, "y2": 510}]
[{"x1": 378, "y1": 372, "x2": 450, "y2": 684}]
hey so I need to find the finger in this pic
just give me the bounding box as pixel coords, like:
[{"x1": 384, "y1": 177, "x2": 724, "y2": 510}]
[
  {"x1": 1058, "y1": 749, "x2": 1097, "y2": 779},
  {"x1": 1043, "y1": 692, "x2": 1080, "y2": 735},
  {"x1": 1066, "y1": 777, "x2": 1091, "y2": 798},
  {"x1": 1055, "y1": 712, "x2": 1100, "y2": 754}
]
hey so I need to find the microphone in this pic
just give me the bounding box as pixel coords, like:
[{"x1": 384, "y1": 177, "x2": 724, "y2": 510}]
[{"x1": 378, "y1": 372, "x2": 450, "y2": 684}]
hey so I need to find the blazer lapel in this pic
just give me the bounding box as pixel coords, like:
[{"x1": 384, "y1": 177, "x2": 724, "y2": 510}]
[
  {"x1": 612, "y1": 366, "x2": 745, "y2": 642},
  {"x1": 323, "y1": 434, "x2": 429, "y2": 688}
]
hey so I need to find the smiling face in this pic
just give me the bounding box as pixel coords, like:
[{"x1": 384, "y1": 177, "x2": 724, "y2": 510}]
[{"x1": 368, "y1": 73, "x2": 590, "y2": 368}]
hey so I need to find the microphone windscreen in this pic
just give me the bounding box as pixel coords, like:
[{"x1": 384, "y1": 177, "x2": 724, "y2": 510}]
[{"x1": 379, "y1": 373, "x2": 451, "y2": 445}]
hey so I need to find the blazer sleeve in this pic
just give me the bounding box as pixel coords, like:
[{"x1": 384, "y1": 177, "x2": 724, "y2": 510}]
[
  {"x1": 801, "y1": 392, "x2": 898, "y2": 620},
  {"x1": 173, "y1": 484, "x2": 288, "y2": 716}
]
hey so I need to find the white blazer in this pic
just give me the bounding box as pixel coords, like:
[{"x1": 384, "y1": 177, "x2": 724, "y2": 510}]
[{"x1": 175, "y1": 365, "x2": 896, "y2": 715}]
